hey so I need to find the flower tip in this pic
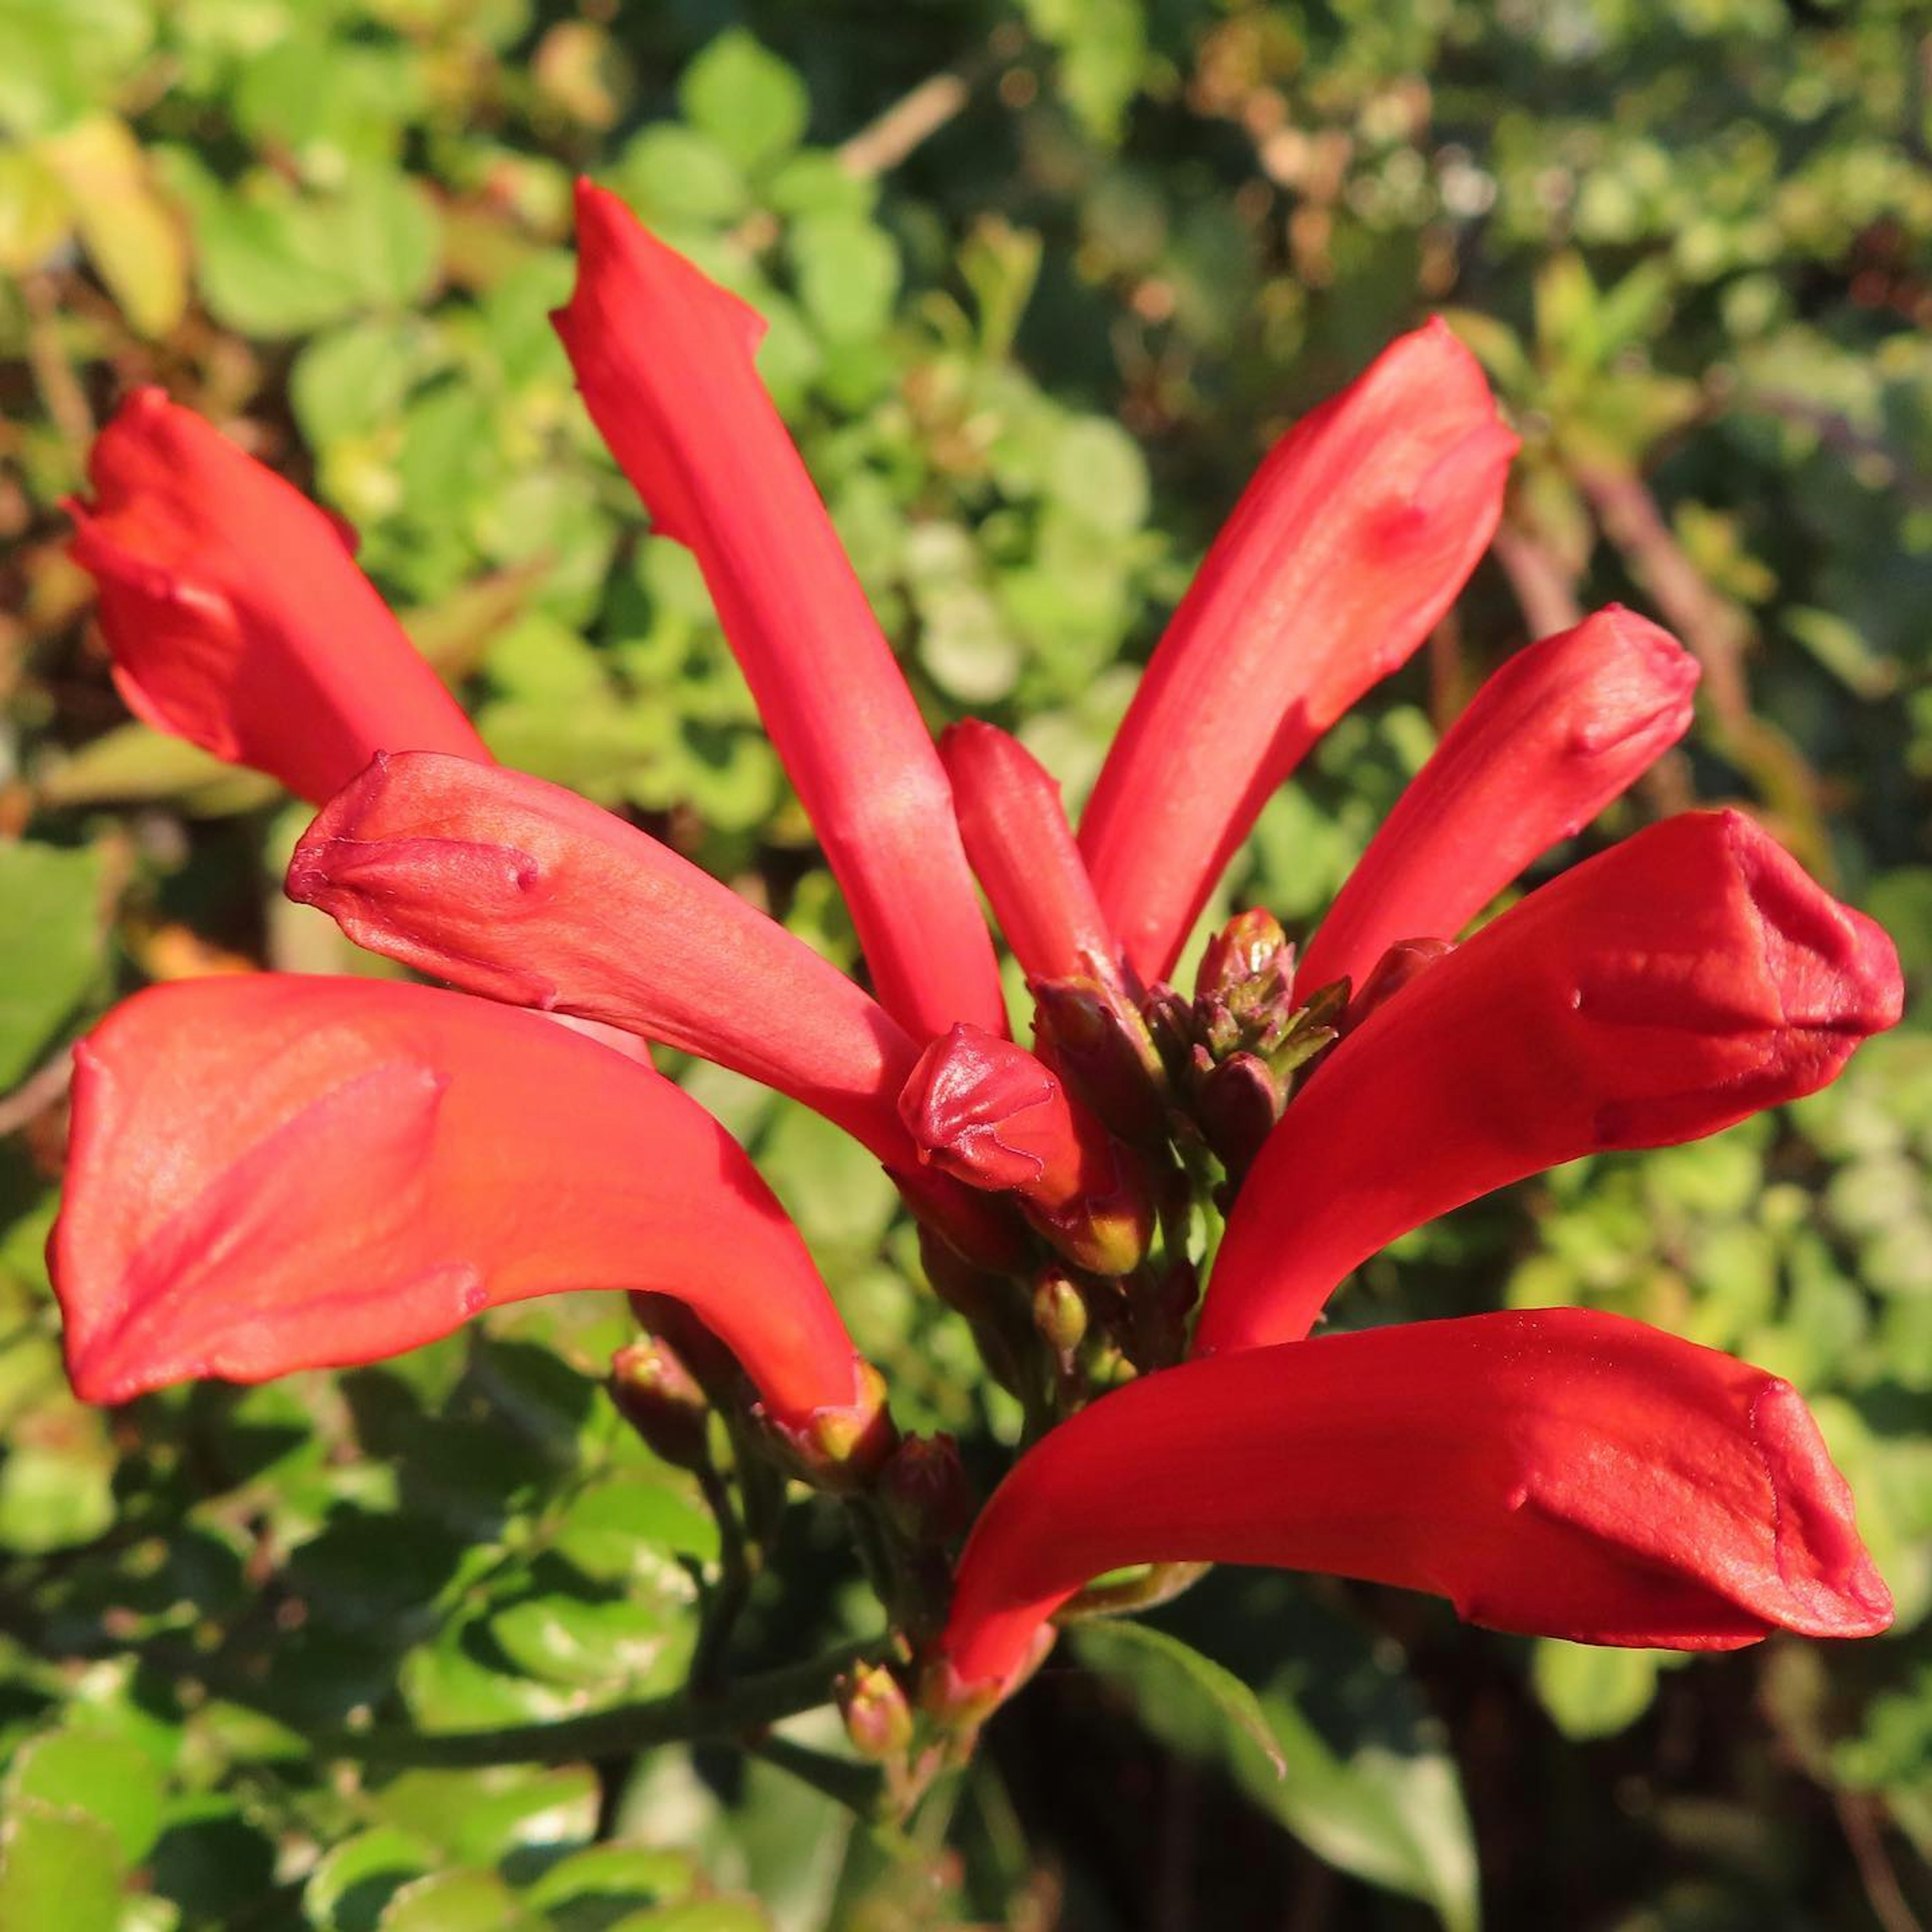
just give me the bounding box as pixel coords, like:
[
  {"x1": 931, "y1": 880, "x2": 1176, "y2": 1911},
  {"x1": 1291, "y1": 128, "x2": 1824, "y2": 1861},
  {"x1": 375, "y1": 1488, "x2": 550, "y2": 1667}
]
[
  {"x1": 898, "y1": 1024, "x2": 1056, "y2": 1192},
  {"x1": 1723, "y1": 812, "x2": 1906, "y2": 1038},
  {"x1": 1747, "y1": 1376, "x2": 1895, "y2": 1638}
]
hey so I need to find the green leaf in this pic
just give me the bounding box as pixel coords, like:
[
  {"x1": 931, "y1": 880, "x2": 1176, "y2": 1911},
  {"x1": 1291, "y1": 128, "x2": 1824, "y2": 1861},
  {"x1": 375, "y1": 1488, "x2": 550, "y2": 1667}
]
[
  {"x1": 0, "y1": 0, "x2": 153, "y2": 137},
  {"x1": 1071, "y1": 1618, "x2": 1285, "y2": 1777},
  {"x1": 487, "y1": 1586, "x2": 697, "y2": 1694},
  {"x1": 35, "y1": 726, "x2": 278, "y2": 814},
  {"x1": 0, "y1": 841, "x2": 104, "y2": 1088},
  {"x1": 377, "y1": 1869, "x2": 544, "y2": 1932},
  {"x1": 304, "y1": 1826, "x2": 439, "y2": 1932},
  {"x1": 1019, "y1": 0, "x2": 1145, "y2": 143},
  {"x1": 0, "y1": 1399, "x2": 116, "y2": 1553},
  {"x1": 787, "y1": 215, "x2": 899, "y2": 345},
  {"x1": 5, "y1": 1728, "x2": 167, "y2": 1866},
  {"x1": 1051, "y1": 417, "x2": 1150, "y2": 536},
  {"x1": 368, "y1": 1765, "x2": 600, "y2": 1871},
  {"x1": 1530, "y1": 1641, "x2": 1667, "y2": 1741},
  {"x1": 0, "y1": 1800, "x2": 127, "y2": 1931},
  {"x1": 521, "y1": 1841, "x2": 701, "y2": 1925},
  {"x1": 679, "y1": 30, "x2": 810, "y2": 174},
  {"x1": 617, "y1": 130, "x2": 749, "y2": 228}
]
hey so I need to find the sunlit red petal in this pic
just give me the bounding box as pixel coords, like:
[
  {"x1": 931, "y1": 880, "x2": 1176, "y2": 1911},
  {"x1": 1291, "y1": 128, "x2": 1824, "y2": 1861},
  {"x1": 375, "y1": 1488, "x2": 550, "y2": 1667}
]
[
  {"x1": 1197, "y1": 811, "x2": 1903, "y2": 1355},
  {"x1": 554, "y1": 182, "x2": 1003, "y2": 1043},
  {"x1": 1079, "y1": 321, "x2": 1515, "y2": 984},
  {"x1": 66, "y1": 389, "x2": 488, "y2": 803},
  {"x1": 935, "y1": 1308, "x2": 1892, "y2": 1698},
  {"x1": 1297, "y1": 606, "x2": 1698, "y2": 998},
  {"x1": 51, "y1": 976, "x2": 872, "y2": 1433}
]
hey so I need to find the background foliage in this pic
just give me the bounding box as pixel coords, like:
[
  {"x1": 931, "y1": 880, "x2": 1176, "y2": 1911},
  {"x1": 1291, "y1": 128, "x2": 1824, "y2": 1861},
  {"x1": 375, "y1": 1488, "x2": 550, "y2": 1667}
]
[{"x1": 2, "y1": 1, "x2": 1929, "y2": 1926}]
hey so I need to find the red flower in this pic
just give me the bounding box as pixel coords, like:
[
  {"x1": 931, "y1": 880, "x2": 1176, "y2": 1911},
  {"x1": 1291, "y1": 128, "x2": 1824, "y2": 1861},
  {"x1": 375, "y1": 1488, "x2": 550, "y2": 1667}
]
[
  {"x1": 1295, "y1": 604, "x2": 1699, "y2": 999},
  {"x1": 48, "y1": 189, "x2": 1903, "y2": 1733},
  {"x1": 53, "y1": 976, "x2": 884, "y2": 1464},
  {"x1": 66, "y1": 388, "x2": 488, "y2": 803},
  {"x1": 940, "y1": 721, "x2": 1129, "y2": 992},
  {"x1": 1194, "y1": 809, "x2": 1903, "y2": 1356},
  {"x1": 1077, "y1": 321, "x2": 1518, "y2": 985},
  {"x1": 933, "y1": 1308, "x2": 1893, "y2": 1701},
  {"x1": 554, "y1": 181, "x2": 1005, "y2": 1046}
]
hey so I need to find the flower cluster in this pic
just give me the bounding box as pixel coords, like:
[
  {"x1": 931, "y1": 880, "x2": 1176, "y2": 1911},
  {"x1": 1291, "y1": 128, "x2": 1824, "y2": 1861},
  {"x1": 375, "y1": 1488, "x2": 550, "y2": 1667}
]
[{"x1": 52, "y1": 182, "x2": 1902, "y2": 1759}]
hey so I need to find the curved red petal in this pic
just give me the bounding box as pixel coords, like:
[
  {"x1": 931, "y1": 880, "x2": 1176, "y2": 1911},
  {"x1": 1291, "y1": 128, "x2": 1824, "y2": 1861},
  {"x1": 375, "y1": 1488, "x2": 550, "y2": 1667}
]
[
  {"x1": 66, "y1": 388, "x2": 488, "y2": 803},
  {"x1": 1079, "y1": 321, "x2": 1516, "y2": 983},
  {"x1": 1297, "y1": 605, "x2": 1699, "y2": 998},
  {"x1": 937, "y1": 1308, "x2": 1892, "y2": 1697},
  {"x1": 51, "y1": 976, "x2": 869, "y2": 1430},
  {"x1": 1197, "y1": 811, "x2": 1904, "y2": 1354},
  {"x1": 554, "y1": 182, "x2": 1003, "y2": 1044},
  {"x1": 289, "y1": 752, "x2": 920, "y2": 1166}
]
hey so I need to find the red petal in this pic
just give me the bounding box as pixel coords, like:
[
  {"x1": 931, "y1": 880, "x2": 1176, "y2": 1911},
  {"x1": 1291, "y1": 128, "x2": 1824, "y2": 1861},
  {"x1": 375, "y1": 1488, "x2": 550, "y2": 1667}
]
[
  {"x1": 554, "y1": 183, "x2": 1004, "y2": 1044},
  {"x1": 51, "y1": 976, "x2": 869, "y2": 1430},
  {"x1": 1297, "y1": 605, "x2": 1699, "y2": 998},
  {"x1": 1078, "y1": 322, "x2": 1515, "y2": 983},
  {"x1": 937, "y1": 1308, "x2": 1893, "y2": 1697},
  {"x1": 66, "y1": 388, "x2": 488, "y2": 803},
  {"x1": 940, "y1": 722, "x2": 1126, "y2": 991},
  {"x1": 1197, "y1": 811, "x2": 1904, "y2": 1354},
  {"x1": 289, "y1": 752, "x2": 919, "y2": 1165}
]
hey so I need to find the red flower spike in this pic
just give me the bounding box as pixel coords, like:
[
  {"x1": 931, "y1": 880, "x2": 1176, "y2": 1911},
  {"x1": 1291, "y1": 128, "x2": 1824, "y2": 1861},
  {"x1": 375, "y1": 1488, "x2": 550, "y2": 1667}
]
[
  {"x1": 1298, "y1": 606, "x2": 1700, "y2": 998},
  {"x1": 554, "y1": 182, "x2": 1005, "y2": 1044},
  {"x1": 899, "y1": 1024, "x2": 1153, "y2": 1275},
  {"x1": 940, "y1": 721, "x2": 1128, "y2": 992},
  {"x1": 1196, "y1": 811, "x2": 1904, "y2": 1355},
  {"x1": 1079, "y1": 320, "x2": 1517, "y2": 984},
  {"x1": 290, "y1": 752, "x2": 922, "y2": 1166},
  {"x1": 934, "y1": 1308, "x2": 1893, "y2": 1700},
  {"x1": 65, "y1": 389, "x2": 489, "y2": 804},
  {"x1": 51, "y1": 976, "x2": 878, "y2": 1439}
]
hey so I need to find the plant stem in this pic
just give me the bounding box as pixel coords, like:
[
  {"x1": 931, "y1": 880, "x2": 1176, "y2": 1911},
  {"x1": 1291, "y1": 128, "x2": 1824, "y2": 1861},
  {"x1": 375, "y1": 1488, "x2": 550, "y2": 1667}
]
[
  {"x1": 318, "y1": 1636, "x2": 884, "y2": 1768},
  {"x1": 748, "y1": 1732, "x2": 888, "y2": 1817}
]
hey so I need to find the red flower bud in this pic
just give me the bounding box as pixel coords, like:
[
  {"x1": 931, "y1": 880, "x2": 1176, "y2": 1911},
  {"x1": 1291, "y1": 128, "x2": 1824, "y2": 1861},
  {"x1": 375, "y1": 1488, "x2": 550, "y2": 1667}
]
[
  {"x1": 936, "y1": 1308, "x2": 1892, "y2": 1699},
  {"x1": 1198, "y1": 811, "x2": 1904, "y2": 1354},
  {"x1": 553, "y1": 182, "x2": 1003, "y2": 1044},
  {"x1": 940, "y1": 721, "x2": 1128, "y2": 992},
  {"x1": 66, "y1": 389, "x2": 487, "y2": 802},
  {"x1": 609, "y1": 1336, "x2": 712, "y2": 1470},
  {"x1": 1298, "y1": 606, "x2": 1699, "y2": 998},
  {"x1": 1079, "y1": 321, "x2": 1516, "y2": 983},
  {"x1": 51, "y1": 976, "x2": 875, "y2": 1436},
  {"x1": 899, "y1": 1025, "x2": 1153, "y2": 1275}
]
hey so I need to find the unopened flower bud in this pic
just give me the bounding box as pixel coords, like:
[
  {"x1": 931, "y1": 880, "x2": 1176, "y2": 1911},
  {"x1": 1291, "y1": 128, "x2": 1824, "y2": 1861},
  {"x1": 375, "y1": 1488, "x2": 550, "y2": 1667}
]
[
  {"x1": 1195, "y1": 1051, "x2": 1284, "y2": 1184},
  {"x1": 880, "y1": 1431, "x2": 976, "y2": 1546},
  {"x1": 1197, "y1": 909, "x2": 1293, "y2": 1004},
  {"x1": 764, "y1": 1360, "x2": 899, "y2": 1492},
  {"x1": 839, "y1": 1663, "x2": 916, "y2": 1761},
  {"x1": 1338, "y1": 937, "x2": 1455, "y2": 1037},
  {"x1": 1030, "y1": 975, "x2": 1170, "y2": 1145},
  {"x1": 609, "y1": 1336, "x2": 712, "y2": 1470},
  {"x1": 628, "y1": 1291, "x2": 745, "y2": 1400},
  {"x1": 1032, "y1": 1268, "x2": 1089, "y2": 1359}
]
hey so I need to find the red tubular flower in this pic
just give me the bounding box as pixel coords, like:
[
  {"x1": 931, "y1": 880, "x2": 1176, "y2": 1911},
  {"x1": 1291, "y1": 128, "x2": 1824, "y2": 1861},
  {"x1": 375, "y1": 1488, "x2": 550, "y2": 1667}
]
[
  {"x1": 900, "y1": 1024, "x2": 1152, "y2": 1274},
  {"x1": 1077, "y1": 322, "x2": 1516, "y2": 985},
  {"x1": 289, "y1": 752, "x2": 921, "y2": 1164},
  {"x1": 51, "y1": 975, "x2": 883, "y2": 1451},
  {"x1": 1296, "y1": 606, "x2": 1700, "y2": 999},
  {"x1": 65, "y1": 388, "x2": 489, "y2": 804},
  {"x1": 940, "y1": 722, "x2": 1127, "y2": 992},
  {"x1": 553, "y1": 182, "x2": 1005, "y2": 1044},
  {"x1": 934, "y1": 1308, "x2": 1892, "y2": 1700},
  {"x1": 1195, "y1": 811, "x2": 1904, "y2": 1355}
]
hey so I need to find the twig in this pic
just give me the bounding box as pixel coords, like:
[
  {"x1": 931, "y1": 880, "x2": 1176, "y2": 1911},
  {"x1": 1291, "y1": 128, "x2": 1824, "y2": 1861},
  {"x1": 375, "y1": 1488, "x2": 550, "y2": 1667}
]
[
  {"x1": 0, "y1": 1046, "x2": 74, "y2": 1139},
  {"x1": 838, "y1": 39, "x2": 1014, "y2": 181},
  {"x1": 1832, "y1": 1788, "x2": 1925, "y2": 1932},
  {"x1": 317, "y1": 1635, "x2": 885, "y2": 1768},
  {"x1": 1491, "y1": 515, "x2": 1585, "y2": 639}
]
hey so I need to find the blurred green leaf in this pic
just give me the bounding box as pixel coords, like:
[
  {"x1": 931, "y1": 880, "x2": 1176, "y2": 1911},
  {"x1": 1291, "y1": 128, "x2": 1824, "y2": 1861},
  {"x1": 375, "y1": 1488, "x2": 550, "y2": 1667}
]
[
  {"x1": 0, "y1": 841, "x2": 103, "y2": 1086},
  {"x1": 679, "y1": 31, "x2": 810, "y2": 175}
]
